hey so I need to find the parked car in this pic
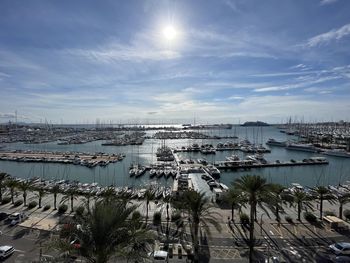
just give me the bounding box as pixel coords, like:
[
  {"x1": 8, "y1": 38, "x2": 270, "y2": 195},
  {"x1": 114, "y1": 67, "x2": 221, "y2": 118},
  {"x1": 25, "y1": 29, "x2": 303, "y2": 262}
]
[
  {"x1": 0, "y1": 245, "x2": 14, "y2": 259},
  {"x1": 148, "y1": 250, "x2": 168, "y2": 262},
  {"x1": 335, "y1": 256, "x2": 350, "y2": 263},
  {"x1": 330, "y1": 243, "x2": 350, "y2": 255},
  {"x1": 8, "y1": 212, "x2": 28, "y2": 226}
]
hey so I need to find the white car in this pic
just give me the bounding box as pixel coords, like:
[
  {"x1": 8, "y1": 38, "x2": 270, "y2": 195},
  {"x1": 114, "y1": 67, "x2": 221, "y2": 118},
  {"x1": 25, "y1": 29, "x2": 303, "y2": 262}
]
[
  {"x1": 9, "y1": 212, "x2": 28, "y2": 226},
  {"x1": 0, "y1": 245, "x2": 14, "y2": 259},
  {"x1": 330, "y1": 243, "x2": 350, "y2": 255},
  {"x1": 148, "y1": 250, "x2": 168, "y2": 262}
]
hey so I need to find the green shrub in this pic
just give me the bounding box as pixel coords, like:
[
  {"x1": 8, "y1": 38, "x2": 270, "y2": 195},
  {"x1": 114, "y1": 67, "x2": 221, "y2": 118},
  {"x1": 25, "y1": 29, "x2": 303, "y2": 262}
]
[
  {"x1": 14, "y1": 200, "x2": 23, "y2": 207},
  {"x1": 43, "y1": 204, "x2": 51, "y2": 211},
  {"x1": 132, "y1": 211, "x2": 142, "y2": 221},
  {"x1": 324, "y1": 211, "x2": 336, "y2": 217},
  {"x1": 285, "y1": 216, "x2": 293, "y2": 224},
  {"x1": 344, "y1": 209, "x2": 350, "y2": 220},
  {"x1": 171, "y1": 212, "x2": 183, "y2": 227},
  {"x1": 153, "y1": 212, "x2": 162, "y2": 226},
  {"x1": 1, "y1": 196, "x2": 11, "y2": 205},
  {"x1": 240, "y1": 213, "x2": 250, "y2": 225},
  {"x1": 28, "y1": 201, "x2": 37, "y2": 209},
  {"x1": 304, "y1": 212, "x2": 317, "y2": 223},
  {"x1": 58, "y1": 204, "x2": 68, "y2": 214},
  {"x1": 75, "y1": 206, "x2": 85, "y2": 216}
]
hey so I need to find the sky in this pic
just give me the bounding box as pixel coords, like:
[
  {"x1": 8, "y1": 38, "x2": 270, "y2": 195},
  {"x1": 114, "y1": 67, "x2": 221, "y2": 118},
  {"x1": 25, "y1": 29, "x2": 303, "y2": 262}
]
[{"x1": 0, "y1": 0, "x2": 350, "y2": 124}]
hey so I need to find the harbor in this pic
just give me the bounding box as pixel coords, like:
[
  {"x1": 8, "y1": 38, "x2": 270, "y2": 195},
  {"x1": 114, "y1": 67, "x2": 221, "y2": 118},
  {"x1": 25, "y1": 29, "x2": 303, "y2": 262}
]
[{"x1": 1, "y1": 123, "x2": 350, "y2": 189}]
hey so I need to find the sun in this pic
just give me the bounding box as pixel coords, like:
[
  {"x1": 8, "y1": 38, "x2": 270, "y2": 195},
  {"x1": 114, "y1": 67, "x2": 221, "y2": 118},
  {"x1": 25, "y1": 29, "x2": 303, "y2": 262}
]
[{"x1": 163, "y1": 25, "x2": 177, "y2": 41}]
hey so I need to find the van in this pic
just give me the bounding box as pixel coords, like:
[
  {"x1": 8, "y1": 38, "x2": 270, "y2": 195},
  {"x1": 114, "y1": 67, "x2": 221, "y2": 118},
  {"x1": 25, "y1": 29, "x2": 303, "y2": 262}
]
[{"x1": 0, "y1": 246, "x2": 14, "y2": 259}]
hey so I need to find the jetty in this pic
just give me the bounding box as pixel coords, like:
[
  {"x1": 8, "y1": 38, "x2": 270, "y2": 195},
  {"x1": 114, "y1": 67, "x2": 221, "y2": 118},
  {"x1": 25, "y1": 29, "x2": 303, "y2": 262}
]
[
  {"x1": 215, "y1": 157, "x2": 329, "y2": 170},
  {"x1": 0, "y1": 150, "x2": 125, "y2": 168}
]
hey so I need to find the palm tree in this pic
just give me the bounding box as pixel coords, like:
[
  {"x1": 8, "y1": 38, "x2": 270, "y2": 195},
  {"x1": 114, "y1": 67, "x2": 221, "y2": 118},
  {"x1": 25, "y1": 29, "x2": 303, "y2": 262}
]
[
  {"x1": 0, "y1": 172, "x2": 9, "y2": 202},
  {"x1": 269, "y1": 184, "x2": 287, "y2": 222},
  {"x1": 51, "y1": 184, "x2": 61, "y2": 210},
  {"x1": 311, "y1": 186, "x2": 336, "y2": 219},
  {"x1": 177, "y1": 190, "x2": 222, "y2": 263},
  {"x1": 35, "y1": 187, "x2": 47, "y2": 208},
  {"x1": 52, "y1": 200, "x2": 154, "y2": 263},
  {"x1": 5, "y1": 178, "x2": 18, "y2": 204},
  {"x1": 292, "y1": 189, "x2": 314, "y2": 221},
  {"x1": 18, "y1": 180, "x2": 33, "y2": 206},
  {"x1": 223, "y1": 188, "x2": 245, "y2": 222},
  {"x1": 61, "y1": 186, "x2": 79, "y2": 212},
  {"x1": 233, "y1": 175, "x2": 273, "y2": 263},
  {"x1": 334, "y1": 192, "x2": 350, "y2": 219},
  {"x1": 143, "y1": 188, "x2": 155, "y2": 224},
  {"x1": 82, "y1": 190, "x2": 95, "y2": 214}
]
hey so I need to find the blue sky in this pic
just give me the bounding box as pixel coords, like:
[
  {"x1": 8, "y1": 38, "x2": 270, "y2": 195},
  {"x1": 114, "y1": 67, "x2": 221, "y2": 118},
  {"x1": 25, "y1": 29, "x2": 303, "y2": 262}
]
[{"x1": 0, "y1": 0, "x2": 349, "y2": 124}]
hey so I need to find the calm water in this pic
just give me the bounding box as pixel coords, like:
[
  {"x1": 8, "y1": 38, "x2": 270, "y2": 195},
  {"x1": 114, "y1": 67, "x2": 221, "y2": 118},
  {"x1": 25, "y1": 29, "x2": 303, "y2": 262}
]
[{"x1": 0, "y1": 126, "x2": 349, "y2": 188}]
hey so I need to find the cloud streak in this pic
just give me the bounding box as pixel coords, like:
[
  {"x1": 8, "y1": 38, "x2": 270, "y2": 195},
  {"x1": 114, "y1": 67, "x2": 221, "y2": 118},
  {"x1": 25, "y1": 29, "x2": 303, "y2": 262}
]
[{"x1": 306, "y1": 23, "x2": 350, "y2": 47}]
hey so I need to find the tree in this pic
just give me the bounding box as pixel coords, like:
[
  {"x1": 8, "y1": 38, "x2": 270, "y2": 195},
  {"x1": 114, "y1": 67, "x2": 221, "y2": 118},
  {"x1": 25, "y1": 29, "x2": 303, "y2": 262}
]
[
  {"x1": 223, "y1": 188, "x2": 245, "y2": 222},
  {"x1": 176, "y1": 190, "x2": 222, "y2": 263},
  {"x1": 143, "y1": 188, "x2": 155, "y2": 224},
  {"x1": 35, "y1": 187, "x2": 47, "y2": 208},
  {"x1": 61, "y1": 186, "x2": 79, "y2": 212},
  {"x1": 0, "y1": 172, "x2": 9, "y2": 202},
  {"x1": 18, "y1": 180, "x2": 33, "y2": 206},
  {"x1": 311, "y1": 186, "x2": 336, "y2": 219},
  {"x1": 51, "y1": 184, "x2": 61, "y2": 210},
  {"x1": 52, "y1": 200, "x2": 154, "y2": 263},
  {"x1": 291, "y1": 189, "x2": 314, "y2": 221},
  {"x1": 269, "y1": 184, "x2": 287, "y2": 222},
  {"x1": 233, "y1": 175, "x2": 273, "y2": 263},
  {"x1": 333, "y1": 192, "x2": 350, "y2": 219},
  {"x1": 5, "y1": 177, "x2": 18, "y2": 204}
]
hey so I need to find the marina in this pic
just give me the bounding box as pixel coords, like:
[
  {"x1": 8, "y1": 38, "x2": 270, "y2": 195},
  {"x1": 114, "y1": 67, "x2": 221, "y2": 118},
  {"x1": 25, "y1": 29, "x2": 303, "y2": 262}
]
[{"x1": 1, "y1": 124, "x2": 350, "y2": 190}]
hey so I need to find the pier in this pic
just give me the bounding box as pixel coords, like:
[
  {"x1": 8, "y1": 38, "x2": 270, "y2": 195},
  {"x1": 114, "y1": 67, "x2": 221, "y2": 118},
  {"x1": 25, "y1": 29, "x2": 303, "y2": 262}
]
[
  {"x1": 0, "y1": 150, "x2": 125, "y2": 168},
  {"x1": 215, "y1": 157, "x2": 329, "y2": 170}
]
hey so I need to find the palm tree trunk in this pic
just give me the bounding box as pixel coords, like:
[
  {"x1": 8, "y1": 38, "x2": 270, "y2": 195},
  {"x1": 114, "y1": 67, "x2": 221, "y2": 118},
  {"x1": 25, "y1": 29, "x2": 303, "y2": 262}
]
[
  {"x1": 298, "y1": 202, "x2": 301, "y2": 221},
  {"x1": 339, "y1": 203, "x2": 343, "y2": 219},
  {"x1": 276, "y1": 204, "x2": 279, "y2": 221},
  {"x1": 54, "y1": 194, "x2": 57, "y2": 210},
  {"x1": 146, "y1": 200, "x2": 149, "y2": 224},
  {"x1": 249, "y1": 202, "x2": 256, "y2": 263},
  {"x1": 71, "y1": 195, "x2": 74, "y2": 212},
  {"x1": 0, "y1": 184, "x2": 3, "y2": 202},
  {"x1": 87, "y1": 196, "x2": 90, "y2": 214},
  {"x1": 39, "y1": 196, "x2": 42, "y2": 208},
  {"x1": 193, "y1": 221, "x2": 200, "y2": 263},
  {"x1": 320, "y1": 196, "x2": 323, "y2": 220},
  {"x1": 11, "y1": 189, "x2": 14, "y2": 204},
  {"x1": 23, "y1": 192, "x2": 27, "y2": 206},
  {"x1": 231, "y1": 202, "x2": 235, "y2": 221}
]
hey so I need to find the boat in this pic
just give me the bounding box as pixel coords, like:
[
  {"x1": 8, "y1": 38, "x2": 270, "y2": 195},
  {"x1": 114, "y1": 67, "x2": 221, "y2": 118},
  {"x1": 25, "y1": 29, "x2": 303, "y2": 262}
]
[
  {"x1": 149, "y1": 169, "x2": 157, "y2": 178},
  {"x1": 266, "y1": 138, "x2": 287, "y2": 147},
  {"x1": 285, "y1": 143, "x2": 318, "y2": 153},
  {"x1": 322, "y1": 149, "x2": 350, "y2": 158},
  {"x1": 204, "y1": 165, "x2": 221, "y2": 179}
]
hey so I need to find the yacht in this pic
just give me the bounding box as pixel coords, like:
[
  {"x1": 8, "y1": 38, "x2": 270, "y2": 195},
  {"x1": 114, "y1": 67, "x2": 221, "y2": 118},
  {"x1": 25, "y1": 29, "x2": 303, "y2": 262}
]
[
  {"x1": 266, "y1": 138, "x2": 287, "y2": 147},
  {"x1": 323, "y1": 149, "x2": 350, "y2": 158},
  {"x1": 286, "y1": 143, "x2": 318, "y2": 153}
]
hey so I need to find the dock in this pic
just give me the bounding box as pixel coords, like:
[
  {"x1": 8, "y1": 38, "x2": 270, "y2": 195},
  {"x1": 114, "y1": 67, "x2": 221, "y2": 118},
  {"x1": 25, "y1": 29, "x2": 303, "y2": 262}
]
[
  {"x1": 0, "y1": 150, "x2": 125, "y2": 168},
  {"x1": 215, "y1": 157, "x2": 329, "y2": 170}
]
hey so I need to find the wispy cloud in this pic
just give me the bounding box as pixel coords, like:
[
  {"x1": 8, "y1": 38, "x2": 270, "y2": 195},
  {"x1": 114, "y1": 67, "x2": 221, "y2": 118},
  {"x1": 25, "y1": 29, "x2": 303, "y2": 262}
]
[
  {"x1": 306, "y1": 23, "x2": 350, "y2": 47},
  {"x1": 320, "y1": 0, "x2": 338, "y2": 5}
]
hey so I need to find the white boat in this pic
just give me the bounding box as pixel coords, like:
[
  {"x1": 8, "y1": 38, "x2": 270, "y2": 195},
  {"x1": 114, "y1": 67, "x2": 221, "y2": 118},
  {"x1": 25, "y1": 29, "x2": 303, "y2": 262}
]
[
  {"x1": 323, "y1": 149, "x2": 350, "y2": 158},
  {"x1": 286, "y1": 143, "x2": 318, "y2": 153}
]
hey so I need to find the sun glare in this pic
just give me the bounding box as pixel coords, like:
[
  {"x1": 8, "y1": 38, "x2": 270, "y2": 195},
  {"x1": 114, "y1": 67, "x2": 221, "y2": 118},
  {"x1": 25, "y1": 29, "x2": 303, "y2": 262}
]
[{"x1": 163, "y1": 25, "x2": 177, "y2": 41}]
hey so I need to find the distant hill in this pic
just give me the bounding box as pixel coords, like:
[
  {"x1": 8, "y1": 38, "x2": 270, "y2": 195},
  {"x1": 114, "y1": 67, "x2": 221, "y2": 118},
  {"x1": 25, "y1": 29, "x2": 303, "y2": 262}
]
[{"x1": 241, "y1": 121, "x2": 269, "y2": 127}]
